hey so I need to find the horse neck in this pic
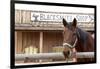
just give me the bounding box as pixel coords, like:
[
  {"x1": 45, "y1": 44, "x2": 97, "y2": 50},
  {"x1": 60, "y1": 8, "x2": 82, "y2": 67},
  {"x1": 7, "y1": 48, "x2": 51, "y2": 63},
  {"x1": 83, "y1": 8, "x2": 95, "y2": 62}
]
[{"x1": 75, "y1": 28, "x2": 88, "y2": 52}]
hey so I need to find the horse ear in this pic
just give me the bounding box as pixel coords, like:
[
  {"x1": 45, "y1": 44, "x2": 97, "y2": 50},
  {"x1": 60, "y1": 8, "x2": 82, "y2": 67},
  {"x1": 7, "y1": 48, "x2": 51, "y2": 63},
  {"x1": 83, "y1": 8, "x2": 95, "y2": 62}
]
[
  {"x1": 63, "y1": 18, "x2": 68, "y2": 27},
  {"x1": 72, "y1": 18, "x2": 77, "y2": 28}
]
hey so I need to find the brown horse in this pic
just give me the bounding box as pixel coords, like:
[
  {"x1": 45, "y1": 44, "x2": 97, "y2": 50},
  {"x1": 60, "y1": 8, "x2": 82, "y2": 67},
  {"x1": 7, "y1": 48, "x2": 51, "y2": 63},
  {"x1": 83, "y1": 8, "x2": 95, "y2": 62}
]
[{"x1": 62, "y1": 18, "x2": 94, "y2": 62}]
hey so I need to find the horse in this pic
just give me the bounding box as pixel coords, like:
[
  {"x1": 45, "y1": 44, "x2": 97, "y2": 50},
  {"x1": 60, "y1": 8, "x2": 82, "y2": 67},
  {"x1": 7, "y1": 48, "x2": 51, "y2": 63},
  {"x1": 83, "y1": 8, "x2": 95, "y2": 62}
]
[{"x1": 62, "y1": 18, "x2": 94, "y2": 62}]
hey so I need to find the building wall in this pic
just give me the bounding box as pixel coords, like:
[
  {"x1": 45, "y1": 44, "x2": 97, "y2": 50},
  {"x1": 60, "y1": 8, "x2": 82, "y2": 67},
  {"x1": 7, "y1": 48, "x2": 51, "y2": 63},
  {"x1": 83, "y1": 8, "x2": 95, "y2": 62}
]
[
  {"x1": 43, "y1": 32, "x2": 63, "y2": 53},
  {"x1": 15, "y1": 10, "x2": 31, "y2": 24},
  {"x1": 15, "y1": 10, "x2": 94, "y2": 31},
  {"x1": 15, "y1": 31, "x2": 39, "y2": 54},
  {"x1": 15, "y1": 31, "x2": 63, "y2": 54}
]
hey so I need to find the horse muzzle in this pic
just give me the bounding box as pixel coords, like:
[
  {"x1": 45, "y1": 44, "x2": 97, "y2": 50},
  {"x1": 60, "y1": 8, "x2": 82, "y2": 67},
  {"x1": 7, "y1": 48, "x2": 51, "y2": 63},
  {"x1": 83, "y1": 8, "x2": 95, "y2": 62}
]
[
  {"x1": 63, "y1": 43, "x2": 73, "y2": 58},
  {"x1": 63, "y1": 49, "x2": 72, "y2": 58},
  {"x1": 63, "y1": 42, "x2": 77, "y2": 61}
]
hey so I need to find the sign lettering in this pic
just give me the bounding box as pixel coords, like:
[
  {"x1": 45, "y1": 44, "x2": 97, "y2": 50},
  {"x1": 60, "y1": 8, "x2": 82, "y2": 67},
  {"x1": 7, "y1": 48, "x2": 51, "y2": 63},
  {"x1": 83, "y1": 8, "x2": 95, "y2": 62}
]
[{"x1": 31, "y1": 12, "x2": 94, "y2": 23}]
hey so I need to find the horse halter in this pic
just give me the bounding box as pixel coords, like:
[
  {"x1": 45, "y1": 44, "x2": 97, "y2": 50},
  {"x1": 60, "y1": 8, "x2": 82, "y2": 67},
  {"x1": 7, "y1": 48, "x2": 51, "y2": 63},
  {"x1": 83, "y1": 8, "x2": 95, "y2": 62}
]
[
  {"x1": 63, "y1": 30, "x2": 80, "y2": 49},
  {"x1": 63, "y1": 38, "x2": 78, "y2": 48}
]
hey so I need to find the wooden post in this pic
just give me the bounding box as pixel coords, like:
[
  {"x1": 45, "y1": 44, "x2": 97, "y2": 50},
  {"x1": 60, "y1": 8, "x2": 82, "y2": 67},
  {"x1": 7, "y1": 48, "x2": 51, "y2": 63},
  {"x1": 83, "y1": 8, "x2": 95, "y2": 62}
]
[
  {"x1": 39, "y1": 32, "x2": 43, "y2": 53},
  {"x1": 39, "y1": 32, "x2": 43, "y2": 62},
  {"x1": 15, "y1": 31, "x2": 17, "y2": 54},
  {"x1": 17, "y1": 31, "x2": 22, "y2": 54}
]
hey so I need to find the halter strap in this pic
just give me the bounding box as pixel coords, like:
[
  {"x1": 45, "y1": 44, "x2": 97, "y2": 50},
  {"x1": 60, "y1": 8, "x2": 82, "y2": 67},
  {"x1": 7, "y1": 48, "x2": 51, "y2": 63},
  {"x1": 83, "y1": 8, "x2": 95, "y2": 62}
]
[{"x1": 63, "y1": 38, "x2": 78, "y2": 48}]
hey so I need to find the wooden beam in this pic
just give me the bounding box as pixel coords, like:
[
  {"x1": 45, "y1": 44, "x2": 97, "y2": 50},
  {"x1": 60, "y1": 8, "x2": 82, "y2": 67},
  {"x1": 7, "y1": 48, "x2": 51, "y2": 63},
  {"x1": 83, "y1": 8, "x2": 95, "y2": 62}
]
[
  {"x1": 15, "y1": 26, "x2": 94, "y2": 31},
  {"x1": 15, "y1": 61, "x2": 71, "y2": 66},
  {"x1": 39, "y1": 32, "x2": 43, "y2": 62},
  {"x1": 17, "y1": 32, "x2": 22, "y2": 54},
  {"x1": 39, "y1": 32, "x2": 43, "y2": 53},
  {"x1": 15, "y1": 31, "x2": 17, "y2": 53},
  {"x1": 15, "y1": 52, "x2": 94, "y2": 61},
  {"x1": 15, "y1": 24, "x2": 94, "y2": 31}
]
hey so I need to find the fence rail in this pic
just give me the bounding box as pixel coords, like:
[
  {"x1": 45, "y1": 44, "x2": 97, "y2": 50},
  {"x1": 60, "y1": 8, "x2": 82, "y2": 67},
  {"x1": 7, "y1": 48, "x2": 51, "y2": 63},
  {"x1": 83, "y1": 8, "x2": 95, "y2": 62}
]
[{"x1": 15, "y1": 52, "x2": 94, "y2": 61}]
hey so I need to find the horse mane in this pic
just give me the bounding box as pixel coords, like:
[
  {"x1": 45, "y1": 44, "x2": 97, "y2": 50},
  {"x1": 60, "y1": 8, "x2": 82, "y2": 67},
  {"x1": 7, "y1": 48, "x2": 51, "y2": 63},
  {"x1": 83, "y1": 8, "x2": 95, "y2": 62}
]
[
  {"x1": 77, "y1": 27, "x2": 88, "y2": 41},
  {"x1": 76, "y1": 27, "x2": 88, "y2": 48}
]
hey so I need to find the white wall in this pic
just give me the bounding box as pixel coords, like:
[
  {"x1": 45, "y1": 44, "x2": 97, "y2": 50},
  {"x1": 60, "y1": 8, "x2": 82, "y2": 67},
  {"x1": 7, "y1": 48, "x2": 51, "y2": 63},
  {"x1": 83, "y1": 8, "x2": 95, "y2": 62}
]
[{"x1": 0, "y1": 0, "x2": 100, "y2": 69}]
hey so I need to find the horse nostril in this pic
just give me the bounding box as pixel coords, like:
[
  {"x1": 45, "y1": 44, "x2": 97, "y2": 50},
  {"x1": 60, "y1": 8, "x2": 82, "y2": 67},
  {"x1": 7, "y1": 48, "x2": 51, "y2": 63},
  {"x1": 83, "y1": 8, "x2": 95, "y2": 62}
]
[
  {"x1": 67, "y1": 50, "x2": 70, "y2": 55},
  {"x1": 63, "y1": 50, "x2": 71, "y2": 58}
]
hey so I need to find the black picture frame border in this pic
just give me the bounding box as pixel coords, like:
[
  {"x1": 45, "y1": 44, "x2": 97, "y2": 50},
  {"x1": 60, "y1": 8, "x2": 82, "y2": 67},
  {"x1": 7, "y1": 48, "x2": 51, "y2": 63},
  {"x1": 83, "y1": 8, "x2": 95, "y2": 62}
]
[{"x1": 10, "y1": 0, "x2": 97, "y2": 69}]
